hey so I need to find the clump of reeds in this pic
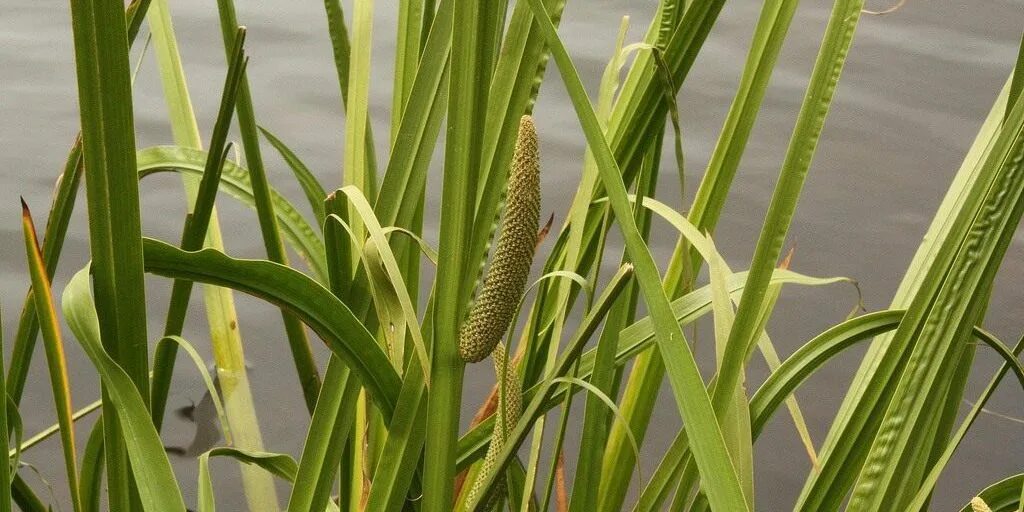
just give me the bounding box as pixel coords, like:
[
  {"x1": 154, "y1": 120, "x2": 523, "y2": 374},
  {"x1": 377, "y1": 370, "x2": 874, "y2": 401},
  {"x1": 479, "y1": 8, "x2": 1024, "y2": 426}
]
[{"x1": 11, "y1": 0, "x2": 1022, "y2": 510}]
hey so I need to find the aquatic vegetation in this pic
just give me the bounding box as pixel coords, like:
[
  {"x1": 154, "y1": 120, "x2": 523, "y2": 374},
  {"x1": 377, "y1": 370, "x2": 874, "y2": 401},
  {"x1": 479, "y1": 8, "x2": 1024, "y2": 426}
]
[{"x1": 3, "y1": 0, "x2": 1022, "y2": 511}]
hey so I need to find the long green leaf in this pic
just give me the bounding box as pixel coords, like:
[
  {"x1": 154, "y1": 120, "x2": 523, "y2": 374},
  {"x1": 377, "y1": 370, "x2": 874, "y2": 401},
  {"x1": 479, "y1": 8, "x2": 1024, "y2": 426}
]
[
  {"x1": 373, "y1": 0, "x2": 451, "y2": 230},
  {"x1": 848, "y1": 64, "x2": 1024, "y2": 512},
  {"x1": 660, "y1": 0, "x2": 865, "y2": 502},
  {"x1": 710, "y1": 0, "x2": 862, "y2": 434},
  {"x1": 343, "y1": 0, "x2": 376, "y2": 243},
  {"x1": 67, "y1": 0, "x2": 150, "y2": 505},
  {"x1": 800, "y1": 77, "x2": 1013, "y2": 511},
  {"x1": 4, "y1": 5, "x2": 146, "y2": 471},
  {"x1": 321, "y1": 0, "x2": 380, "y2": 196},
  {"x1": 7, "y1": 137, "x2": 83, "y2": 405},
  {"x1": 363, "y1": 353, "x2": 428, "y2": 512},
  {"x1": 79, "y1": 418, "x2": 104, "y2": 512},
  {"x1": 286, "y1": 361, "x2": 358, "y2": 512},
  {"x1": 391, "y1": 0, "x2": 427, "y2": 139},
  {"x1": 600, "y1": 0, "x2": 801, "y2": 502},
  {"x1": 569, "y1": 72, "x2": 651, "y2": 510},
  {"x1": 62, "y1": 268, "x2": 185, "y2": 511},
  {"x1": 688, "y1": 0, "x2": 799, "y2": 242},
  {"x1": 422, "y1": 0, "x2": 492, "y2": 507}
]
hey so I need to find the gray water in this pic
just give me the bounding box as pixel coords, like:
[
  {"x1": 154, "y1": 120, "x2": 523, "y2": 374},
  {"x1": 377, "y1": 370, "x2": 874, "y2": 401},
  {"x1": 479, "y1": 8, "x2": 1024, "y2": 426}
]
[{"x1": 2, "y1": 0, "x2": 1023, "y2": 510}]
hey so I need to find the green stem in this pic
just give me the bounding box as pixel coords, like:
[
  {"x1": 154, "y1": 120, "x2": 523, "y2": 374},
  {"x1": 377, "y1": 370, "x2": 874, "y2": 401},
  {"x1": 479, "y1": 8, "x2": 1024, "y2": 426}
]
[{"x1": 212, "y1": 0, "x2": 321, "y2": 415}]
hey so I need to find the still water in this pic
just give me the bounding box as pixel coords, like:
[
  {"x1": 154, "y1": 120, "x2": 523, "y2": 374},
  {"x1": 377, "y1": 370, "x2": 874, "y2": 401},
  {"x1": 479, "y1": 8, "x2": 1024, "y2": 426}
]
[{"x1": 2, "y1": 0, "x2": 1022, "y2": 509}]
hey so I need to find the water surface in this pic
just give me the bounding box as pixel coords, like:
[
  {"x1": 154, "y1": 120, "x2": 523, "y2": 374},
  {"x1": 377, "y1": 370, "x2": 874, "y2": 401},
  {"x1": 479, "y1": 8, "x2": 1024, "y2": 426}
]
[{"x1": 2, "y1": 0, "x2": 1022, "y2": 509}]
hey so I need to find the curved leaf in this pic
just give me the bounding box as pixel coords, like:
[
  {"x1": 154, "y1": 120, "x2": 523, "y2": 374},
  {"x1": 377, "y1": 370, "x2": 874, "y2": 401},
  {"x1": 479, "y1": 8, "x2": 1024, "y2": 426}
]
[
  {"x1": 749, "y1": 310, "x2": 905, "y2": 435},
  {"x1": 550, "y1": 377, "x2": 642, "y2": 488},
  {"x1": 140, "y1": 237, "x2": 401, "y2": 419},
  {"x1": 137, "y1": 145, "x2": 328, "y2": 282},
  {"x1": 336, "y1": 186, "x2": 430, "y2": 379},
  {"x1": 971, "y1": 328, "x2": 1024, "y2": 392},
  {"x1": 634, "y1": 311, "x2": 901, "y2": 512},
  {"x1": 156, "y1": 336, "x2": 231, "y2": 444},
  {"x1": 61, "y1": 267, "x2": 186, "y2": 511},
  {"x1": 381, "y1": 227, "x2": 439, "y2": 264},
  {"x1": 198, "y1": 447, "x2": 299, "y2": 512}
]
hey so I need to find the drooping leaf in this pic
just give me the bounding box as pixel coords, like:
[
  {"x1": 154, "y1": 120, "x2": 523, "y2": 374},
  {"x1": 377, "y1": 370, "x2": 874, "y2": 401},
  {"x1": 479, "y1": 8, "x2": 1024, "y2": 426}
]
[{"x1": 62, "y1": 268, "x2": 185, "y2": 511}]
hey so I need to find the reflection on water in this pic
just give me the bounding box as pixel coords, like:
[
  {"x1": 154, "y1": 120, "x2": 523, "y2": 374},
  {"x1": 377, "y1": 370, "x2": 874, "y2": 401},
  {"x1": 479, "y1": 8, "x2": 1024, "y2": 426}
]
[
  {"x1": 166, "y1": 382, "x2": 221, "y2": 458},
  {"x1": 2, "y1": 0, "x2": 1023, "y2": 508}
]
